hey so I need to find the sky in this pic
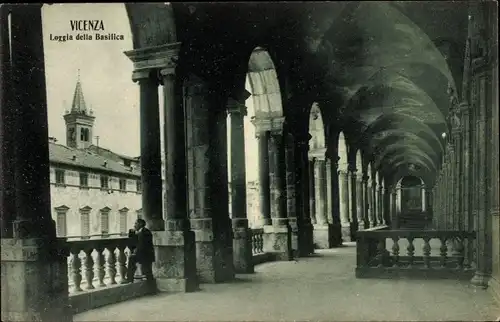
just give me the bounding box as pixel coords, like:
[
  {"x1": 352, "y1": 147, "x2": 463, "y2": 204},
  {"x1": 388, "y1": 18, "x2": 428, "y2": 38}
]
[{"x1": 41, "y1": 3, "x2": 260, "y2": 181}]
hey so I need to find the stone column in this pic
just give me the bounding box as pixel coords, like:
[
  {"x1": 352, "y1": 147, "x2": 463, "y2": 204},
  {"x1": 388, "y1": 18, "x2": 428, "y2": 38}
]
[
  {"x1": 378, "y1": 181, "x2": 385, "y2": 226},
  {"x1": 256, "y1": 130, "x2": 272, "y2": 226},
  {"x1": 309, "y1": 158, "x2": 317, "y2": 224},
  {"x1": 384, "y1": 186, "x2": 391, "y2": 226},
  {"x1": 285, "y1": 133, "x2": 299, "y2": 257},
  {"x1": 355, "y1": 172, "x2": 364, "y2": 232},
  {"x1": 348, "y1": 165, "x2": 358, "y2": 236},
  {"x1": 338, "y1": 170, "x2": 352, "y2": 241},
  {"x1": 151, "y1": 63, "x2": 198, "y2": 292},
  {"x1": 362, "y1": 175, "x2": 370, "y2": 228},
  {"x1": 460, "y1": 102, "x2": 473, "y2": 263},
  {"x1": 1, "y1": 5, "x2": 71, "y2": 321},
  {"x1": 367, "y1": 177, "x2": 375, "y2": 227},
  {"x1": 228, "y1": 98, "x2": 253, "y2": 274},
  {"x1": 265, "y1": 126, "x2": 292, "y2": 260},
  {"x1": 391, "y1": 190, "x2": 398, "y2": 229},
  {"x1": 372, "y1": 178, "x2": 379, "y2": 227},
  {"x1": 0, "y1": 5, "x2": 15, "y2": 239},
  {"x1": 132, "y1": 70, "x2": 164, "y2": 231},
  {"x1": 313, "y1": 158, "x2": 334, "y2": 248},
  {"x1": 184, "y1": 75, "x2": 234, "y2": 283},
  {"x1": 297, "y1": 137, "x2": 314, "y2": 255},
  {"x1": 329, "y1": 158, "x2": 343, "y2": 246},
  {"x1": 326, "y1": 159, "x2": 333, "y2": 225},
  {"x1": 421, "y1": 186, "x2": 427, "y2": 212}
]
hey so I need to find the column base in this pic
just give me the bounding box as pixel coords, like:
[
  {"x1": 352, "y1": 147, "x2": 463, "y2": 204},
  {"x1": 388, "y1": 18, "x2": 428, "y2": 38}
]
[
  {"x1": 152, "y1": 230, "x2": 198, "y2": 292},
  {"x1": 470, "y1": 271, "x2": 490, "y2": 289},
  {"x1": 1, "y1": 238, "x2": 72, "y2": 322},
  {"x1": 342, "y1": 224, "x2": 353, "y2": 242},
  {"x1": 313, "y1": 224, "x2": 335, "y2": 249},
  {"x1": 193, "y1": 222, "x2": 235, "y2": 283},
  {"x1": 331, "y1": 222, "x2": 343, "y2": 247},
  {"x1": 263, "y1": 225, "x2": 293, "y2": 261},
  {"x1": 288, "y1": 217, "x2": 300, "y2": 258},
  {"x1": 233, "y1": 227, "x2": 254, "y2": 274},
  {"x1": 298, "y1": 221, "x2": 314, "y2": 256}
]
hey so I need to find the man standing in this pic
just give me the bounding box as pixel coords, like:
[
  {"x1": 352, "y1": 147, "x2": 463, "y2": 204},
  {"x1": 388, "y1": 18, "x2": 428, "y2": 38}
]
[{"x1": 122, "y1": 218, "x2": 155, "y2": 283}]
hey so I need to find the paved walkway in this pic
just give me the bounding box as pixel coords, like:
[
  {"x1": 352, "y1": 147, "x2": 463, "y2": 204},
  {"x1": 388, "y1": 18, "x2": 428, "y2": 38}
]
[{"x1": 75, "y1": 243, "x2": 499, "y2": 321}]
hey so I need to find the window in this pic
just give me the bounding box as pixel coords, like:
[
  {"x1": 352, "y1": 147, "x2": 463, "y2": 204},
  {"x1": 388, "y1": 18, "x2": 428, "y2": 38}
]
[
  {"x1": 100, "y1": 208, "x2": 110, "y2": 237},
  {"x1": 80, "y1": 207, "x2": 91, "y2": 238},
  {"x1": 100, "y1": 175, "x2": 109, "y2": 189},
  {"x1": 119, "y1": 208, "x2": 128, "y2": 234},
  {"x1": 80, "y1": 128, "x2": 89, "y2": 141},
  {"x1": 119, "y1": 178, "x2": 127, "y2": 191},
  {"x1": 55, "y1": 169, "x2": 65, "y2": 185},
  {"x1": 54, "y1": 205, "x2": 69, "y2": 237},
  {"x1": 79, "y1": 172, "x2": 88, "y2": 187},
  {"x1": 136, "y1": 180, "x2": 142, "y2": 193}
]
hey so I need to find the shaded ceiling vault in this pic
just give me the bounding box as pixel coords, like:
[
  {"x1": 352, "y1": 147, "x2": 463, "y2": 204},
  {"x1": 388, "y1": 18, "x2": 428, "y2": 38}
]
[{"x1": 124, "y1": 1, "x2": 469, "y2": 182}]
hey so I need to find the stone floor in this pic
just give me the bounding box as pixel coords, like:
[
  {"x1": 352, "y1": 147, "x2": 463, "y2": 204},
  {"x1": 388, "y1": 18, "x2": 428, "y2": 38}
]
[{"x1": 75, "y1": 243, "x2": 500, "y2": 322}]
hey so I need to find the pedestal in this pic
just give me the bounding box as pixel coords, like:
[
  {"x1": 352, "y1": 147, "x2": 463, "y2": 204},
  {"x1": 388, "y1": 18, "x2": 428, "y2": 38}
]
[
  {"x1": 298, "y1": 221, "x2": 315, "y2": 256},
  {"x1": 313, "y1": 224, "x2": 334, "y2": 249},
  {"x1": 263, "y1": 225, "x2": 292, "y2": 261},
  {"x1": 193, "y1": 220, "x2": 235, "y2": 283},
  {"x1": 232, "y1": 227, "x2": 254, "y2": 274},
  {"x1": 152, "y1": 230, "x2": 198, "y2": 292},
  {"x1": 1, "y1": 238, "x2": 72, "y2": 322},
  {"x1": 341, "y1": 224, "x2": 353, "y2": 242}
]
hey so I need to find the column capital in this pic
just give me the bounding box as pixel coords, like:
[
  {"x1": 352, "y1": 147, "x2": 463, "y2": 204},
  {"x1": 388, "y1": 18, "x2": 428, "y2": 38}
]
[
  {"x1": 132, "y1": 69, "x2": 158, "y2": 83},
  {"x1": 347, "y1": 164, "x2": 357, "y2": 173},
  {"x1": 227, "y1": 97, "x2": 247, "y2": 116},
  {"x1": 362, "y1": 174, "x2": 370, "y2": 182},
  {"x1": 124, "y1": 42, "x2": 180, "y2": 72},
  {"x1": 252, "y1": 117, "x2": 284, "y2": 135},
  {"x1": 308, "y1": 147, "x2": 327, "y2": 160}
]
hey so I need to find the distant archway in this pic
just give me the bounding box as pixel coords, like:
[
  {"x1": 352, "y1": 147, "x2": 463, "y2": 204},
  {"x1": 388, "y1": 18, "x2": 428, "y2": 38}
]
[
  {"x1": 398, "y1": 176, "x2": 425, "y2": 214},
  {"x1": 227, "y1": 47, "x2": 283, "y2": 228}
]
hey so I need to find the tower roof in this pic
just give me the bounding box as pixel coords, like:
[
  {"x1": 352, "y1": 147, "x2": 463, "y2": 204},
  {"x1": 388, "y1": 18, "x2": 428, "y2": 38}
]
[{"x1": 70, "y1": 69, "x2": 88, "y2": 114}]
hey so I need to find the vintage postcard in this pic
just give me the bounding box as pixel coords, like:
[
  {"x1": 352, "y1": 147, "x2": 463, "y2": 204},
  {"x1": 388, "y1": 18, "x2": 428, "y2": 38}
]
[{"x1": 1, "y1": 2, "x2": 499, "y2": 321}]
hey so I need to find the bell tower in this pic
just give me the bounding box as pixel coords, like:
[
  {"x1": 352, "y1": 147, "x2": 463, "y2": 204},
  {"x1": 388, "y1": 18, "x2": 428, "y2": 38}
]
[{"x1": 63, "y1": 70, "x2": 95, "y2": 149}]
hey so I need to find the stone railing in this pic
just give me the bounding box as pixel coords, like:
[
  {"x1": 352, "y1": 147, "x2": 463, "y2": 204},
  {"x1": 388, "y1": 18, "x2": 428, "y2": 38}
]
[
  {"x1": 251, "y1": 228, "x2": 264, "y2": 254},
  {"x1": 66, "y1": 234, "x2": 152, "y2": 314},
  {"x1": 356, "y1": 229, "x2": 476, "y2": 280}
]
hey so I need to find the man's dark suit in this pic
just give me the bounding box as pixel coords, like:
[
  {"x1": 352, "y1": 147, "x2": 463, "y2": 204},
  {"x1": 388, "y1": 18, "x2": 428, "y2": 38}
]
[{"x1": 126, "y1": 227, "x2": 155, "y2": 281}]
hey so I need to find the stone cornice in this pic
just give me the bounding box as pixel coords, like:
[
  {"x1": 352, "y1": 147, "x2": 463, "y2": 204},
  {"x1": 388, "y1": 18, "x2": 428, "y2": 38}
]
[{"x1": 124, "y1": 42, "x2": 181, "y2": 73}]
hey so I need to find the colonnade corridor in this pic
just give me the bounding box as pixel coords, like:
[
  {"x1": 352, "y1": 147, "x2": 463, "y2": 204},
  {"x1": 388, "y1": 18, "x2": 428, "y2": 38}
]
[
  {"x1": 74, "y1": 245, "x2": 498, "y2": 322},
  {"x1": 1, "y1": 2, "x2": 499, "y2": 322}
]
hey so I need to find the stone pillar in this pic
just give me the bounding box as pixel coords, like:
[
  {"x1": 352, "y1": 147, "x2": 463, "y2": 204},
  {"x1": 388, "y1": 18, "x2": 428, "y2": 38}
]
[
  {"x1": 0, "y1": 6, "x2": 15, "y2": 239},
  {"x1": 383, "y1": 186, "x2": 391, "y2": 226},
  {"x1": 309, "y1": 158, "x2": 317, "y2": 224},
  {"x1": 362, "y1": 175, "x2": 370, "y2": 228},
  {"x1": 355, "y1": 172, "x2": 364, "y2": 232},
  {"x1": 329, "y1": 158, "x2": 343, "y2": 246},
  {"x1": 256, "y1": 131, "x2": 272, "y2": 226},
  {"x1": 134, "y1": 70, "x2": 164, "y2": 231},
  {"x1": 184, "y1": 75, "x2": 234, "y2": 283},
  {"x1": 285, "y1": 133, "x2": 299, "y2": 257},
  {"x1": 313, "y1": 158, "x2": 334, "y2": 248},
  {"x1": 372, "y1": 178, "x2": 379, "y2": 227},
  {"x1": 326, "y1": 159, "x2": 333, "y2": 225},
  {"x1": 1, "y1": 5, "x2": 71, "y2": 321},
  {"x1": 460, "y1": 102, "x2": 473, "y2": 264},
  {"x1": 265, "y1": 127, "x2": 293, "y2": 260},
  {"x1": 391, "y1": 191, "x2": 398, "y2": 229},
  {"x1": 228, "y1": 98, "x2": 253, "y2": 274},
  {"x1": 348, "y1": 166, "x2": 358, "y2": 236},
  {"x1": 297, "y1": 137, "x2": 315, "y2": 255},
  {"x1": 367, "y1": 177, "x2": 375, "y2": 227},
  {"x1": 150, "y1": 63, "x2": 198, "y2": 292},
  {"x1": 338, "y1": 170, "x2": 352, "y2": 241},
  {"x1": 378, "y1": 181, "x2": 385, "y2": 226}
]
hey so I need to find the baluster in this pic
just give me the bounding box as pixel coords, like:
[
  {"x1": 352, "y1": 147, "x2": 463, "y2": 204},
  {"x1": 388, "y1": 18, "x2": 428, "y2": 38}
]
[
  {"x1": 258, "y1": 233, "x2": 264, "y2": 253},
  {"x1": 117, "y1": 245, "x2": 127, "y2": 282},
  {"x1": 391, "y1": 237, "x2": 400, "y2": 267},
  {"x1": 107, "y1": 246, "x2": 117, "y2": 285},
  {"x1": 439, "y1": 237, "x2": 448, "y2": 268},
  {"x1": 83, "y1": 248, "x2": 95, "y2": 290},
  {"x1": 422, "y1": 237, "x2": 431, "y2": 269},
  {"x1": 454, "y1": 237, "x2": 465, "y2": 270},
  {"x1": 96, "y1": 246, "x2": 106, "y2": 287},
  {"x1": 406, "y1": 237, "x2": 415, "y2": 268},
  {"x1": 251, "y1": 234, "x2": 256, "y2": 254},
  {"x1": 70, "y1": 249, "x2": 83, "y2": 292}
]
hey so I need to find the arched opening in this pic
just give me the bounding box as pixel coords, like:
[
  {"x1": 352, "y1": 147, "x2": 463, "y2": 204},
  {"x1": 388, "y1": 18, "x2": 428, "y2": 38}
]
[
  {"x1": 226, "y1": 46, "x2": 283, "y2": 228},
  {"x1": 308, "y1": 102, "x2": 326, "y2": 227},
  {"x1": 396, "y1": 175, "x2": 428, "y2": 229}
]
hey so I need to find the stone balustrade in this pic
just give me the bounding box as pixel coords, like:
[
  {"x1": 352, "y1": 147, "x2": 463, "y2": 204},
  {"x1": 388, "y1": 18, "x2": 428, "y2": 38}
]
[
  {"x1": 251, "y1": 228, "x2": 264, "y2": 254},
  {"x1": 356, "y1": 229, "x2": 476, "y2": 280}
]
